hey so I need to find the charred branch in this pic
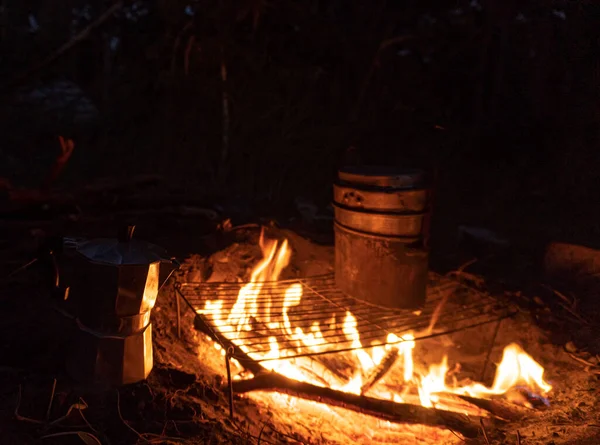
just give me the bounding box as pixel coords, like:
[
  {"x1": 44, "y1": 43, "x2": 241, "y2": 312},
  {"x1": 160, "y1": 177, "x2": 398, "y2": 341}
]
[
  {"x1": 227, "y1": 372, "x2": 481, "y2": 439},
  {"x1": 360, "y1": 348, "x2": 401, "y2": 395},
  {"x1": 451, "y1": 394, "x2": 530, "y2": 421}
]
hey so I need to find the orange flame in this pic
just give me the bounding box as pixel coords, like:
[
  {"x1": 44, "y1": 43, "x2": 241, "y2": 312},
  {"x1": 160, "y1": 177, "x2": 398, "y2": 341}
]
[{"x1": 198, "y1": 231, "x2": 552, "y2": 412}]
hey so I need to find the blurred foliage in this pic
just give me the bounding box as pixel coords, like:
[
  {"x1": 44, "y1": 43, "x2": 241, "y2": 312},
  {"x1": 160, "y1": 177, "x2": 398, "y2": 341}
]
[{"x1": 0, "y1": 0, "x2": 599, "y2": 242}]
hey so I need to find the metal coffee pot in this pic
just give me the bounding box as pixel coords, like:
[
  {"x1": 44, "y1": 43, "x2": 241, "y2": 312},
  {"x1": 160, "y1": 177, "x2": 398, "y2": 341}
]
[{"x1": 52, "y1": 225, "x2": 179, "y2": 385}]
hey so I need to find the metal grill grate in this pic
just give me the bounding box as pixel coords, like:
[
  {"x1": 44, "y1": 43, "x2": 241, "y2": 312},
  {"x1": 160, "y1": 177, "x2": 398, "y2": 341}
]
[{"x1": 177, "y1": 273, "x2": 516, "y2": 363}]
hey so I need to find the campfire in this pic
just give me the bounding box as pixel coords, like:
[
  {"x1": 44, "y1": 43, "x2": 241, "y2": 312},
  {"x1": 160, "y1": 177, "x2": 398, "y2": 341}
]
[{"x1": 176, "y1": 230, "x2": 553, "y2": 440}]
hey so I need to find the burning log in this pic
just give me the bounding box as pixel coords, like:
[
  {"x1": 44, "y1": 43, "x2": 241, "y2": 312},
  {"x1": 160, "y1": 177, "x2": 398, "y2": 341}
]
[
  {"x1": 360, "y1": 348, "x2": 401, "y2": 395},
  {"x1": 451, "y1": 394, "x2": 530, "y2": 421},
  {"x1": 228, "y1": 372, "x2": 482, "y2": 438}
]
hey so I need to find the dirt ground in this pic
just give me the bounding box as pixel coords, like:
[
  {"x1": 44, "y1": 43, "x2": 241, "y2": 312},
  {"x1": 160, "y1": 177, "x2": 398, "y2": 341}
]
[
  {"x1": 2, "y1": 222, "x2": 599, "y2": 445},
  {"x1": 168, "y1": 227, "x2": 600, "y2": 445}
]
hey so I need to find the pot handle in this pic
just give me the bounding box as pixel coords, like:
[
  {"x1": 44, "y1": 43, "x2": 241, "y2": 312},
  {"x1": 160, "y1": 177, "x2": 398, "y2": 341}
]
[
  {"x1": 38, "y1": 236, "x2": 69, "y2": 301},
  {"x1": 44, "y1": 252, "x2": 70, "y2": 302},
  {"x1": 162, "y1": 257, "x2": 181, "y2": 272},
  {"x1": 118, "y1": 225, "x2": 136, "y2": 243},
  {"x1": 50, "y1": 255, "x2": 70, "y2": 301},
  {"x1": 158, "y1": 257, "x2": 180, "y2": 291}
]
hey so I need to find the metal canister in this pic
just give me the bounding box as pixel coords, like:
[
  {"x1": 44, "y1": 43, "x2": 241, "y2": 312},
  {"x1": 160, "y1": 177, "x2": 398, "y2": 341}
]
[{"x1": 333, "y1": 166, "x2": 430, "y2": 309}]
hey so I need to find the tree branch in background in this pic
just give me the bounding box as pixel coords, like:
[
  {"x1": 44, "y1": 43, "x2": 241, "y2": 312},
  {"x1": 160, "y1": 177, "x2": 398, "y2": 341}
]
[{"x1": 0, "y1": 1, "x2": 123, "y2": 94}]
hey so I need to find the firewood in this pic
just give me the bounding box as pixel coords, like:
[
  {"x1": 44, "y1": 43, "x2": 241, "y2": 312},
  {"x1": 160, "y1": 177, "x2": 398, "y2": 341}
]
[
  {"x1": 450, "y1": 393, "x2": 530, "y2": 421},
  {"x1": 360, "y1": 348, "x2": 401, "y2": 395},
  {"x1": 227, "y1": 372, "x2": 481, "y2": 438}
]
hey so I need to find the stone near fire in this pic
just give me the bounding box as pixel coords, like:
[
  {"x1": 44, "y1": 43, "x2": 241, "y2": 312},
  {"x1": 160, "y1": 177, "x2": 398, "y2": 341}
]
[{"x1": 544, "y1": 242, "x2": 600, "y2": 290}]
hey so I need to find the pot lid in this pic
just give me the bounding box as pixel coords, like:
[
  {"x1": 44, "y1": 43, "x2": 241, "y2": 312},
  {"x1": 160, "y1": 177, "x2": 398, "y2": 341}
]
[
  {"x1": 66, "y1": 225, "x2": 169, "y2": 266},
  {"x1": 338, "y1": 166, "x2": 425, "y2": 188}
]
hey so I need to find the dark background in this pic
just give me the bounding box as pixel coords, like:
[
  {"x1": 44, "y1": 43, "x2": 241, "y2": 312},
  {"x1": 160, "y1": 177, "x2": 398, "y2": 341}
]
[{"x1": 1, "y1": 0, "x2": 598, "y2": 255}]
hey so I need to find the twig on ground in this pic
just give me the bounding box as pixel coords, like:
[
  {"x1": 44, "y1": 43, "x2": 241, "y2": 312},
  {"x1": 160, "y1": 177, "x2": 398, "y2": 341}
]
[
  {"x1": 556, "y1": 302, "x2": 588, "y2": 324},
  {"x1": 541, "y1": 284, "x2": 573, "y2": 305},
  {"x1": 448, "y1": 270, "x2": 485, "y2": 287},
  {"x1": 160, "y1": 419, "x2": 182, "y2": 437},
  {"x1": 116, "y1": 390, "x2": 189, "y2": 444},
  {"x1": 40, "y1": 432, "x2": 102, "y2": 444},
  {"x1": 517, "y1": 430, "x2": 521, "y2": 445},
  {"x1": 541, "y1": 284, "x2": 588, "y2": 325},
  {"x1": 566, "y1": 352, "x2": 600, "y2": 374},
  {"x1": 116, "y1": 390, "x2": 147, "y2": 442},
  {"x1": 48, "y1": 399, "x2": 89, "y2": 427},
  {"x1": 480, "y1": 418, "x2": 490, "y2": 445},
  {"x1": 14, "y1": 385, "x2": 44, "y2": 424},
  {"x1": 140, "y1": 434, "x2": 187, "y2": 444},
  {"x1": 248, "y1": 422, "x2": 304, "y2": 445},
  {"x1": 77, "y1": 398, "x2": 100, "y2": 435},
  {"x1": 15, "y1": 382, "x2": 95, "y2": 428},
  {"x1": 457, "y1": 258, "x2": 479, "y2": 273},
  {"x1": 0, "y1": 258, "x2": 39, "y2": 284},
  {"x1": 263, "y1": 423, "x2": 309, "y2": 445},
  {"x1": 45, "y1": 379, "x2": 57, "y2": 421}
]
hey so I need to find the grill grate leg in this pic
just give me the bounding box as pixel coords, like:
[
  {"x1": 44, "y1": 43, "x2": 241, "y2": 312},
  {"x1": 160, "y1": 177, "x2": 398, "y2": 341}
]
[
  {"x1": 176, "y1": 291, "x2": 181, "y2": 339},
  {"x1": 226, "y1": 346, "x2": 235, "y2": 419},
  {"x1": 479, "y1": 319, "x2": 502, "y2": 382}
]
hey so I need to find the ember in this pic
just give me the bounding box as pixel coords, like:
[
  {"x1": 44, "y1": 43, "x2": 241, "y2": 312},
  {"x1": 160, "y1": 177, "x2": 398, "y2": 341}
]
[{"x1": 183, "y1": 230, "x2": 552, "y2": 430}]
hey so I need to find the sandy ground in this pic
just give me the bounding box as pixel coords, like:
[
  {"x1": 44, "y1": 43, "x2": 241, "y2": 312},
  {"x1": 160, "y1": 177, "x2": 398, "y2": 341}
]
[
  {"x1": 150, "y1": 226, "x2": 600, "y2": 445},
  {"x1": 0, "y1": 224, "x2": 598, "y2": 444}
]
